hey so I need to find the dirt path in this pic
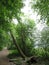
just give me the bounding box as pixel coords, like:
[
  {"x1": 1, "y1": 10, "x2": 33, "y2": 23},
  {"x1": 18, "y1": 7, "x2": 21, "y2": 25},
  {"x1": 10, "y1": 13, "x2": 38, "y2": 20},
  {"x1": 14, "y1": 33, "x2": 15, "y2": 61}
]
[{"x1": 0, "y1": 49, "x2": 15, "y2": 65}]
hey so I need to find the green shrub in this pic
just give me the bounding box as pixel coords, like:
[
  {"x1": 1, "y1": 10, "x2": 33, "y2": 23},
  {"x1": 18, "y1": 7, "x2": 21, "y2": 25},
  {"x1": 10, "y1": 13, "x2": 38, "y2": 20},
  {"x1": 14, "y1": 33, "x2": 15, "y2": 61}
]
[{"x1": 8, "y1": 50, "x2": 21, "y2": 59}]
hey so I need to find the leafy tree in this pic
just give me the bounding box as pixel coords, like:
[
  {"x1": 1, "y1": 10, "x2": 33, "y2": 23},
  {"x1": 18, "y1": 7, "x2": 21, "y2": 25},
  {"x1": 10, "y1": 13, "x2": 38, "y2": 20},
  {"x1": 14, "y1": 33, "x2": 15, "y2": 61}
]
[
  {"x1": 0, "y1": 0, "x2": 24, "y2": 35},
  {"x1": 0, "y1": 0, "x2": 23, "y2": 44},
  {"x1": 0, "y1": 0, "x2": 26, "y2": 58},
  {"x1": 0, "y1": 0, "x2": 36, "y2": 59},
  {"x1": 36, "y1": 27, "x2": 49, "y2": 60},
  {"x1": 40, "y1": 27, "x2": 49, "y2": 50},
  {"x1": 0, "y1": 0, "x2": 24, "y2": 34},
  {"x1": 15, "y1": 19, "x2": 35, "y2": 56},
  {"x1": 32, "y1": 0, "x2": 49, "y2": 25}
]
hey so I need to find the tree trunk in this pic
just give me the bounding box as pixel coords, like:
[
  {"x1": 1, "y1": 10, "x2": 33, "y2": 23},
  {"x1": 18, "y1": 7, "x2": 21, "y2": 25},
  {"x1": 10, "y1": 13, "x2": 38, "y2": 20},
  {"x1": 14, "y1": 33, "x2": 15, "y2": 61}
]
[
  {"x1": 9, "y1": 31, "x2": 38, "y2": 64},
  {"x1": 10, "y1": 31, "x2": 26, "y2": 59}
]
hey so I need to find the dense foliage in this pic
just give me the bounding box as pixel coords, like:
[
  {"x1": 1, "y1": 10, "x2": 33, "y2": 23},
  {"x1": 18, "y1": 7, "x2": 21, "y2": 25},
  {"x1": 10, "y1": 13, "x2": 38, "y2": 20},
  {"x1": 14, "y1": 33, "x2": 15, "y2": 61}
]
[
  {"x1": 0, "y1": 0, "x2": 49, "y2": 65},
  {"x1": 32, "y1": 0, "x2": 49, "y2": 25},
  {"x1": 0, "y1": 0, "x2": 24, "y2": 49}
]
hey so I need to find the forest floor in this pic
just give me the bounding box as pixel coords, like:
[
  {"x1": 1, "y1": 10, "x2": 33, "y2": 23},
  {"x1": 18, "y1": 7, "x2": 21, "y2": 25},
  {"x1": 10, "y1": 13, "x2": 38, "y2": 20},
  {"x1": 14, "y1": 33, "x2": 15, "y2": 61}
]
[
  {"x1": 0, "y1": 49, "x2": 15, "y2": 65},
  {"x1": 0, "y1": 49, "x2": 48, "y2": 65}
]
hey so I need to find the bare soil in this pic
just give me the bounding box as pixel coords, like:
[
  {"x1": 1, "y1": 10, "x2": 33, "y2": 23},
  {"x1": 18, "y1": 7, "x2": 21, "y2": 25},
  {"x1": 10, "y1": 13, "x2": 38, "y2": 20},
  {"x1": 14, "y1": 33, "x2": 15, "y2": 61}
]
[{"x1": 0, "y1": 49, "x2": 15, "y2": 65}]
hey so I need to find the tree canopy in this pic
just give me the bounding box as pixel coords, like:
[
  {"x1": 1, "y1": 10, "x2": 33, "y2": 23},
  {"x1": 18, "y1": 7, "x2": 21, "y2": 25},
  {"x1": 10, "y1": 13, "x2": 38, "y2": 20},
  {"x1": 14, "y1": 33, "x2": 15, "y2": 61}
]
[
  {"x1": 0, "y1": 0, "x2": 24, "y2": 31},
  {"x1": 32, "y1": 0, "x2": 49, "y2": 25},
  {"x1": 0, "y1": 0, "x2": 24, "y2": 46},
  {"x1": 40, "y1": 27, "x2": 49, "y2": 49}
]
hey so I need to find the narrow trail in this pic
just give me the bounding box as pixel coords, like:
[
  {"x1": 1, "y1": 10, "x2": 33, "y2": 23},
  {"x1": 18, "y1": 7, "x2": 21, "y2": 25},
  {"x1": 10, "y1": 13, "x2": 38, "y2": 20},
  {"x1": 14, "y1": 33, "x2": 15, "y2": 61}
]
[{"x1": 0, "y1": 49, "x2": 15, "y2": 65}]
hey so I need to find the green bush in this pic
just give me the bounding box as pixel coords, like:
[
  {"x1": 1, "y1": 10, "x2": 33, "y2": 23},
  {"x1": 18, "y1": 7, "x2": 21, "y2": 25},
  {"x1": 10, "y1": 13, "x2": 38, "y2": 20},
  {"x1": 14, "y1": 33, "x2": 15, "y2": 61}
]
[
  {"x1": 0, "y1": 46, "x2": 3, "y2": 51},
  {"x1": 8, "y1": 50, "x2": 21, "y2": 59}
]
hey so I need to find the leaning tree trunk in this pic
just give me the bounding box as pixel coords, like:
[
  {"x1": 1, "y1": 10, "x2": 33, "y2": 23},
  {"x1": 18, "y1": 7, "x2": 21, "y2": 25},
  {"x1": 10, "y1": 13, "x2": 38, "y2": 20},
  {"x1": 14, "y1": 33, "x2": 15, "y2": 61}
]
[
  {"x1": 10, "y1": 31, "x2": 26, "y2": 59},
  {"x1": 9, "y1": 30, "x2": 38, "y2": 64}
]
